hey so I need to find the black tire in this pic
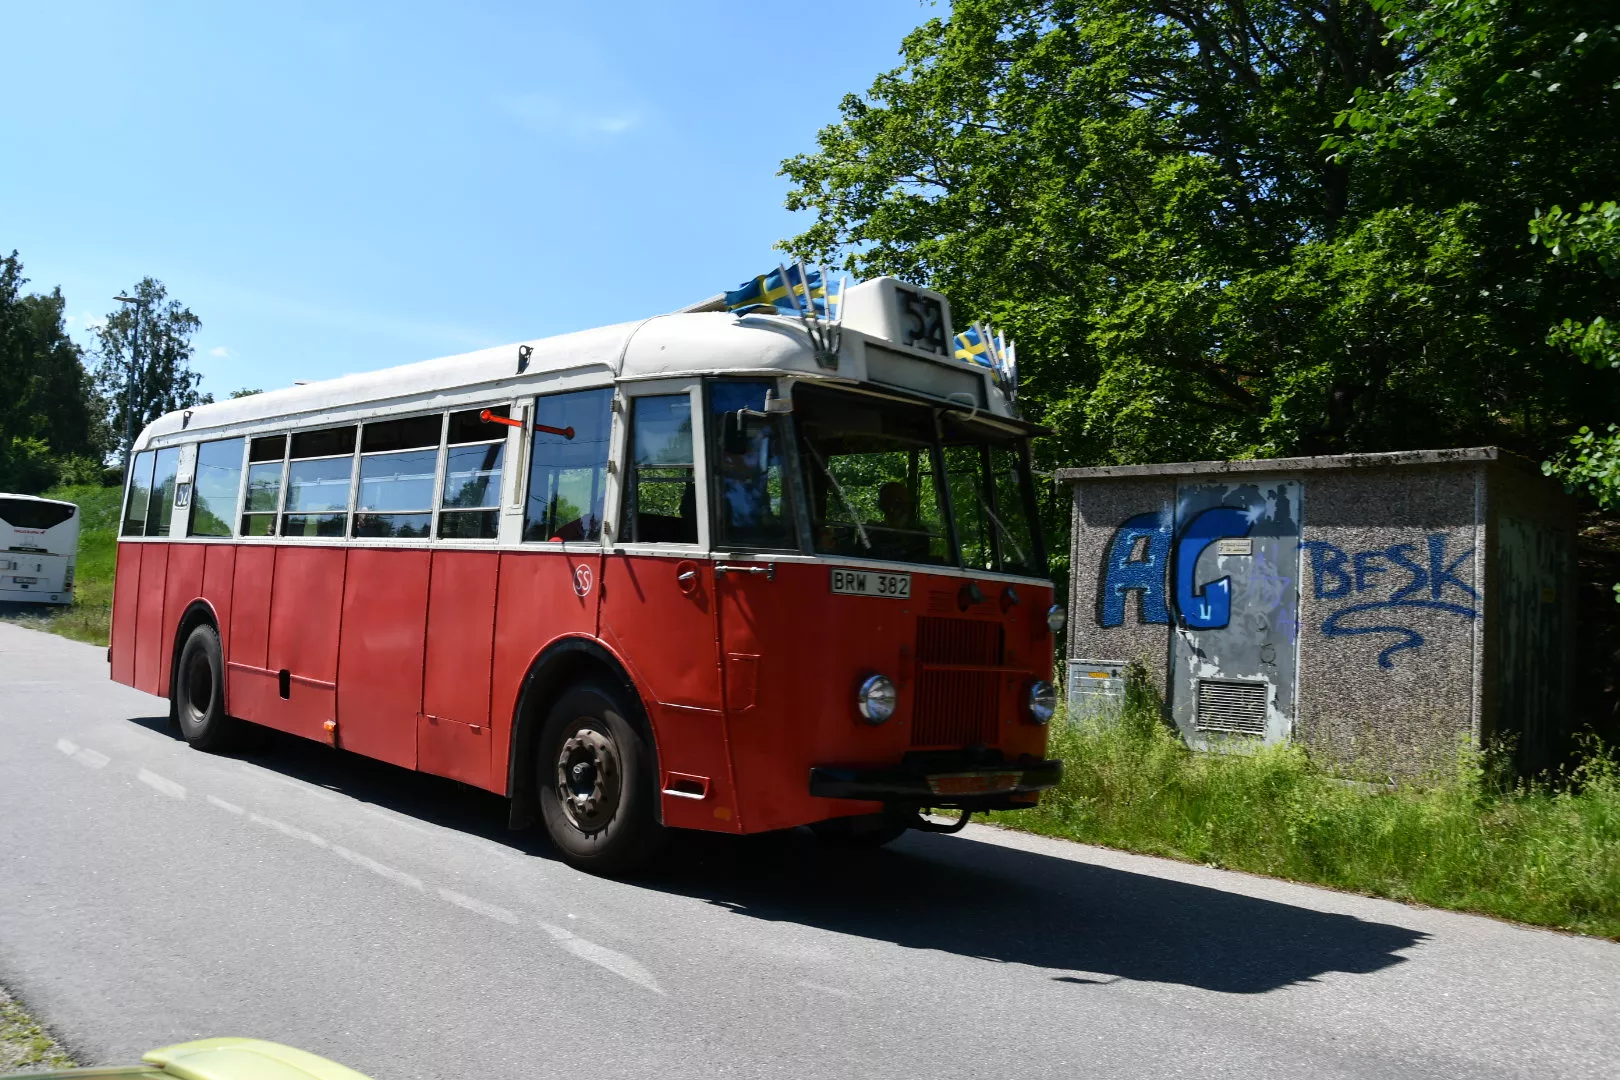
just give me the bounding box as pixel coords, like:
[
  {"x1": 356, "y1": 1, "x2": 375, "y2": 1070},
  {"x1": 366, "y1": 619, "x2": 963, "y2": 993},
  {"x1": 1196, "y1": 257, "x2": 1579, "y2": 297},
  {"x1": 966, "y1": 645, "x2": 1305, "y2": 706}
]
[
  {"x1": 172, "y1": 624, "x2": 238, "y2": 751},
  {"x1": 537, "y1": 679, "x2": 664, "y2": 875},
  {"x1": 810, "y1": 809, "x2": 913, "y2": 849}
]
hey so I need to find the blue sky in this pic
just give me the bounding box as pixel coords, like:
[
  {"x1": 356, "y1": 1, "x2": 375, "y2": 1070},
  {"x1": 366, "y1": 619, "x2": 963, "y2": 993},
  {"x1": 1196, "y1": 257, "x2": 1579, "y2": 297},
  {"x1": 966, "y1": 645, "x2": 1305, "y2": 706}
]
[{"x1": 2, "y1": 2, "x2": 937, "y2": 399}]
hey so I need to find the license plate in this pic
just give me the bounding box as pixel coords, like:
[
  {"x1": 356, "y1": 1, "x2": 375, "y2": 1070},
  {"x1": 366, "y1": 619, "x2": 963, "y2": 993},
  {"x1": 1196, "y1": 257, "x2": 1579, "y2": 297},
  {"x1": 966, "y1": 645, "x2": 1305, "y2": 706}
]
[
  {"x1": 927, "y1": 772, "x2": 1023, "y2": 796},
  {"x1": 11, "y1": 577, "x2": 36, "y2": 585},
  {"x1": 829, "y1": 568, "x2": 911, "y2": 599}
]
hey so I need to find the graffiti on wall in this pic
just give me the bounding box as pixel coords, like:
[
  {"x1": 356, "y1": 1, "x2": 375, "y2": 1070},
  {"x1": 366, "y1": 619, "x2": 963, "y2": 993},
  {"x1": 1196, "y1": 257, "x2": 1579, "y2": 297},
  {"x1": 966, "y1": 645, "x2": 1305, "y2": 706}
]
[
  {"x1": 1097, "y1": 504, "x2": 1478, "y2": 671},
  {"x1": 1097, "y1": 506, "x2": 1258, "y2": 631},
  {"x1": 1302, "y1": 536, "x2": 1478, "y2": 670}
]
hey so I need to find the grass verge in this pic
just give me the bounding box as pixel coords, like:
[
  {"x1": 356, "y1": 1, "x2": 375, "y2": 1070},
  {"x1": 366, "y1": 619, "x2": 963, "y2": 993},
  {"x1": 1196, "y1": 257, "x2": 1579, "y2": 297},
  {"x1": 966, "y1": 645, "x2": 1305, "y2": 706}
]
[
  {"x1": 0, "y1": 986, "x2": 74, "y2": 1073},
  {"x1": 990, "y1": 696, "x2": 1620, "y2": 939},
  {"x1": 0, "y1": 484, "x2": 121, "y2": 647}
]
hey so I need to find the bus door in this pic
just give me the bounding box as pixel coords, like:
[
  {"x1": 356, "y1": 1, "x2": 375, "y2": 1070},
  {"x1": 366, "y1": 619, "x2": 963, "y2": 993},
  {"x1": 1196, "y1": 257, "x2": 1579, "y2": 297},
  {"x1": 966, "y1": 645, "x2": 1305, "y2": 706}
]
[
  {"x1": 705, "y1": 380, "x2": 807, "y2": 832},
  {"x1": 597, "y1": 379, "x2": 735, "y2": 830}
]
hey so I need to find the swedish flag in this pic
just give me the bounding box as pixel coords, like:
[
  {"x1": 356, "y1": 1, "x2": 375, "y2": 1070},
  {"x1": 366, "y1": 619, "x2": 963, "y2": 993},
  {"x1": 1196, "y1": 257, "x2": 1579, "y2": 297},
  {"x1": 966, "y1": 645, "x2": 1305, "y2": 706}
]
[
  {"x1": 954, "y1": 324, "x2": 992, "y2": 368},
  {"x1": 726, "y1": 263, "x2": 829, "y2": 317}
]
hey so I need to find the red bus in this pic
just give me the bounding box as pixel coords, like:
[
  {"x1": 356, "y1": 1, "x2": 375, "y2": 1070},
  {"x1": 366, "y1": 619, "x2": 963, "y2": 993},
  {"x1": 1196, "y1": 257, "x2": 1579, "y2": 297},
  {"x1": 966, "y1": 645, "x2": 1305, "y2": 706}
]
[{"x1": 109, "y1": 275, "x2": 1063, "y2": 872}]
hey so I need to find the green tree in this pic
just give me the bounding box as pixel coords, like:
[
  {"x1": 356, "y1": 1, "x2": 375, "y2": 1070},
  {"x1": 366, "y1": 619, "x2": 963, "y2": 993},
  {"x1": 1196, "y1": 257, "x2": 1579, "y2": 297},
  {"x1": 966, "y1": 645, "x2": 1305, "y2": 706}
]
[
  {"x1": 91, "y1": 276, "x2": 211, "y2": 455},
  {"x1": 780, "y1": 0, "x2": 1620, "y2": 472},
  {"x1": 0, "y1": 251, "x2": 105, "y2": 491},
  {"x1": 1533, "y1": 201, "x2": 1620, "y2": 521}
]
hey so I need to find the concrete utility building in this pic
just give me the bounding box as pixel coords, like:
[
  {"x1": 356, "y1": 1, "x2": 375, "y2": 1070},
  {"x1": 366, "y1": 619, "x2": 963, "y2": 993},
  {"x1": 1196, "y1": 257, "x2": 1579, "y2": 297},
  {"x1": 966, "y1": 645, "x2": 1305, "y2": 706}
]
[{"x1": 1058, "y1": 448, "x2": 1577, "y2": 778}]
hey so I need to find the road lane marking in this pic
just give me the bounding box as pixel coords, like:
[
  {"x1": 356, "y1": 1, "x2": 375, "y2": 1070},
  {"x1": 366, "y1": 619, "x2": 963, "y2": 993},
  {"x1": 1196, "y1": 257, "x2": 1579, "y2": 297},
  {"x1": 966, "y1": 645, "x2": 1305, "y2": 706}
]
[
  {"x1": 249, "y1": 812, "x2": 329, "y2": 848},
  {"x1": 56, "y1": 738, "x2": 79, "y2": 756},
  {"x1": 206, "y1": 795, "x2": 245, "y2": 815},
  {"x1": 331, "y1": 845, "x2": 424, "y2": 892},
  {"x1": 539, "y1": 922, "x2": 664, "y2": 994},
  {"x1": 74, "y1": 748, "x2": 110, "y2": 769},
  {"x1": 137, "y1": 768, "x2": 185, "y2": 799},
  {"x1": 438, "y1": 888, "x2": 520, "y2": 925}
]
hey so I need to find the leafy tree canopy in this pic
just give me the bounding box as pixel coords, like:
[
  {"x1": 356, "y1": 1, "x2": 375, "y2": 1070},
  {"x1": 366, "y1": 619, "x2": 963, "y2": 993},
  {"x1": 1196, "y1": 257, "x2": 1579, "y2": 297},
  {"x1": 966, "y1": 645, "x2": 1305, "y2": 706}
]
[
  {"x1": 781, "y1": 0, "x2": 1620, "y2": 471},
  {"x1": 0, "y1": 251, "x2": 104, "y2": 491},
  {"x1": 91, "y1": 276, "x2": 211, "y2": 454}
]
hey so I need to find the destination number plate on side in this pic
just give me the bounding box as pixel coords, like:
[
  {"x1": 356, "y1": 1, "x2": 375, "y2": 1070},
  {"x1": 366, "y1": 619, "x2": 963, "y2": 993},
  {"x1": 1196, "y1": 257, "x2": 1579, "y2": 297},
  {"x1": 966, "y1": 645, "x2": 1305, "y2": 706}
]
[{"x1": 830, "y1": 568, "x2": 911, "y2": 599}]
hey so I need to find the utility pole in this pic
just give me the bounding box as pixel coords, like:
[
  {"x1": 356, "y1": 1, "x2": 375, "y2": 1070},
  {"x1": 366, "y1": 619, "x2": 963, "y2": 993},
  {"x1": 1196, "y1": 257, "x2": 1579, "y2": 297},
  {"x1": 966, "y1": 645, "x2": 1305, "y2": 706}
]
[{"x1": 114, "y1": 292, "x2": 145, "y2": 471}]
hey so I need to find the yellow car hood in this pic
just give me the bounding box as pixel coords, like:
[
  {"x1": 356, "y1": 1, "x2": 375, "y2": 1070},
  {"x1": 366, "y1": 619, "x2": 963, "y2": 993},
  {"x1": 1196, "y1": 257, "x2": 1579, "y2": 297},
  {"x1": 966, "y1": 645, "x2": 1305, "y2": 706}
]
[{"x1": 138, "y1": 1040, "x2": 373, "y2": 1080}]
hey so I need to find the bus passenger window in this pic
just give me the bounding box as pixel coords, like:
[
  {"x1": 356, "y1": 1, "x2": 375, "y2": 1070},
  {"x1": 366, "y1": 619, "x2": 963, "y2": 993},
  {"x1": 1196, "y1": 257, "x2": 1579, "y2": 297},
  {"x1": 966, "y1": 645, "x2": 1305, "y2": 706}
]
[
  {"x1": 355, "y1": 414, "x2": 440, "y2": 539},
  {"x1": 524, "y1": 388, "x2": 612, "y2": 543},
  {"x1": 623, "y1": 394, "x2": 697, "y2": 545},
  {"x1": 148, "y1": 448, "x2": 181, "y2": 536},
  {"x1": 190, "y1": 438, "x2": 245, "y2": 538},
  {"x1": 281, "y1": 426, "x2": 355, "y2": 538},
  {"x1": 438, "y1": 406, "x2": 507, "y2": 539},
  {"x1": 241, "y1": 435, "x2": 286, "y2": 536},
  {"x1": 121, "y1": 451, "x2": 156, "y2": 536}
]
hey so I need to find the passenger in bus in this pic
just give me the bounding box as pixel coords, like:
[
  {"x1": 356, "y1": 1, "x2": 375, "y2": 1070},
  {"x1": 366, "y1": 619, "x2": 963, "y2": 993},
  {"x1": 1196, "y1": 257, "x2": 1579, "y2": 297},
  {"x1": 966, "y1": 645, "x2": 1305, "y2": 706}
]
[{"x1": 873, "y1": 481, "x2": 931, "y2": 561}]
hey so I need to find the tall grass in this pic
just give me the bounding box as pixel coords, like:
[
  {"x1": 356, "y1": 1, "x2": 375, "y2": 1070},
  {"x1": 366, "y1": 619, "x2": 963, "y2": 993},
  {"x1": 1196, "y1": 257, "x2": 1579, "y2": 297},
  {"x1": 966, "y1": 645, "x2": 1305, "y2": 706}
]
[
  {"x1": 0, "y1": 483, "x2": 122, "y2": 646},
  {"x1": 993, "y1": 692, "x2": 1620, "y2": 938}
]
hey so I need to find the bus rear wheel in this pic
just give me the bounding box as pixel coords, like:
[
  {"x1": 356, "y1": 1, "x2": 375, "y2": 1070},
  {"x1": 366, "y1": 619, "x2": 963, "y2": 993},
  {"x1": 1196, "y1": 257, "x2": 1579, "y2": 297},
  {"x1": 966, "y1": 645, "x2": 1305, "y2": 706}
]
[
  {"x1": 537, "y1": 680, "x2": 663, "y2": 875},
  {"x1": 173, "y1": 624, "x2": 239, "y2": 751}
]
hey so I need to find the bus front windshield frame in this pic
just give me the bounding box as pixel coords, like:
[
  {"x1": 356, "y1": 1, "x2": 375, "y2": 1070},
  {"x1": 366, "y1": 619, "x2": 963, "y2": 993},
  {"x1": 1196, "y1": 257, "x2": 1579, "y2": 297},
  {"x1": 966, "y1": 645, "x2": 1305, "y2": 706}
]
[{"x1": 788, "y1": 383, "x2": 1046, "y2": 577}]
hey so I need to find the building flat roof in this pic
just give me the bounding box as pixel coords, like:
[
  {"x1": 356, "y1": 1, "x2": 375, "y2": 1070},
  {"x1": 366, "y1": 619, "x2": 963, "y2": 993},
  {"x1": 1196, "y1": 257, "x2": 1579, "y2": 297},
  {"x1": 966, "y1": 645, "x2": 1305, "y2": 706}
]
[{"x1": 1055, "y1": 446, "x2": 1540, "y2": 482}]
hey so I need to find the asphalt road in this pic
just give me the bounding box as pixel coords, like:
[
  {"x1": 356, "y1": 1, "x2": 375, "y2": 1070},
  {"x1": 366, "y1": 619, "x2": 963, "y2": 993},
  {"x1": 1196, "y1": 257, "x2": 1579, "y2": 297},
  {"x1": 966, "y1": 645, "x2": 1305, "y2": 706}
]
[{"x1": 2, "y1": 623, "x2": 1617, "y2": 1080}]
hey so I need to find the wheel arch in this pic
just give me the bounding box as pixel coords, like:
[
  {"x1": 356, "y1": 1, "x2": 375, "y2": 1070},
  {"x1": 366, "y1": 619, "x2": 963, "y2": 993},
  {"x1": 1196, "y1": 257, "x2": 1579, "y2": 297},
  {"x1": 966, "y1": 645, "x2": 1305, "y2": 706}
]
[
  {"x1": 167, "y1": 599, "x2": 223, "y2": 716},
  {"x1": 506, "y1": 636, "x2": 659, "y2": 829}
]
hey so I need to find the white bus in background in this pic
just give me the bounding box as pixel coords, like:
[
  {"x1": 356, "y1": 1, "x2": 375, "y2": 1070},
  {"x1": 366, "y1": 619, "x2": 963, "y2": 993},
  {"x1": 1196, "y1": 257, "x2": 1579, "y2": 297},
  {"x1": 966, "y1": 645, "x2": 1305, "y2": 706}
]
[{"x1": 0, "y1": 493, "x2": 79, "y2": 605}]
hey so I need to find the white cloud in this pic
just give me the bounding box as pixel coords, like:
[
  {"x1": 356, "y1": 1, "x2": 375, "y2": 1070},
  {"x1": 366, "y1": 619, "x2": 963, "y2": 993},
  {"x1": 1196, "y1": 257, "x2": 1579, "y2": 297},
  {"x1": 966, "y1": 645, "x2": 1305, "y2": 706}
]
[
  {"x1": 497, "y1": 93, "x2": 641, "y2": 138},
  {"x1": 80, "y1": 312, "x2": 106, "y2": 331},
  {"x1": 209, "y1": 346, "x2": 232, "y2": 359}
]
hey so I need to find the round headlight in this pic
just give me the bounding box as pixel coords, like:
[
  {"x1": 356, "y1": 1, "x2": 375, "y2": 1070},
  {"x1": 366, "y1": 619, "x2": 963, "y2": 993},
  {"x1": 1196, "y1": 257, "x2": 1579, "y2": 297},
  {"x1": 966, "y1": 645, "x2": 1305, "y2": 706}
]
[
  {"x1": 1046, "y1": 604, "x2": 1067, "y2": 634},
  {"x1": 1027, "y1": 680, "x2": 1057, "y2": 725},
  {"x1": 857, "y1": 674, "x2": 898, "y2": 724}
]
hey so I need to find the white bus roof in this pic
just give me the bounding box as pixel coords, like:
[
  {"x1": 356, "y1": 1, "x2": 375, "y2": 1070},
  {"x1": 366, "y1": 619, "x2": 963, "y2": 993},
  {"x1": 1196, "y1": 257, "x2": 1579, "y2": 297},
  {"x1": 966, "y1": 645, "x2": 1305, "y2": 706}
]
[
  {"x1": 133, "y1": 278, "x2": 1022, "y2": 451},
  {"x1": 0, "y1": 492, "x2": 77, "y2": 508}
]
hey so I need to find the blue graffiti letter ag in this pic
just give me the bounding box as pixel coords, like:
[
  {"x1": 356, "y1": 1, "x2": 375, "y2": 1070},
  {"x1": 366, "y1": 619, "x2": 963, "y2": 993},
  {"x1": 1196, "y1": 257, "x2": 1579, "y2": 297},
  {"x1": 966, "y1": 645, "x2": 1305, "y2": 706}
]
[
  {"x1": 1098, "y1": 511, "x2": 1171, "y2": 627},
  {"x1": 1174, "y1": 507, "x2": 1253, "y2": 630}
]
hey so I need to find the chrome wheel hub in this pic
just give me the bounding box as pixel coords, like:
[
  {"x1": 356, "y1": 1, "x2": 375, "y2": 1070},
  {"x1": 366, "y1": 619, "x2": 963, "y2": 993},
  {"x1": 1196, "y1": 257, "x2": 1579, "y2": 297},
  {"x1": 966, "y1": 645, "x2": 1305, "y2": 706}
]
[{"x1": 555, "y1": 726, "x2": 621, "y2": 833}]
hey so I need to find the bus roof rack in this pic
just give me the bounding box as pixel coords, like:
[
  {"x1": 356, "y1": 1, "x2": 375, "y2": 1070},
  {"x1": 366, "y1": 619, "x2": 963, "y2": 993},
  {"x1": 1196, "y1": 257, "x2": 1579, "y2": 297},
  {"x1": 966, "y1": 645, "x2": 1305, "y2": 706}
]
[{"x1": 674, "y1": 293, "x2": 729, "y2": 314}]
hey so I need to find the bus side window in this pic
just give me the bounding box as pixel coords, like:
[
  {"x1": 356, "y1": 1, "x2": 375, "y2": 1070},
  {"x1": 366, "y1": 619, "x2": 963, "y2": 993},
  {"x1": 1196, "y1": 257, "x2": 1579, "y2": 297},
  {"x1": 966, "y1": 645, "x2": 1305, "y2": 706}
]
[
  {"x1": 438, "y1": 405, "x2": 507, "y2": 540},
  {"x1": 623, "y1": 394, "x2": 698, "y2": 545},
  {"x1": 355, "y1": 414, "x2": 440, "y2": 539},
  {"x1": 148, "y1": 448, "x2": 181, "y2": 536},
  {"x1": 282, "y1": 426, "x2": 357, "y2": 537},
  {"x1": 121, "y1": 451, "x2": 156, "y2": 536},
  {"x1": 524, "y1": 388, "x2": 613, "y2": 543},
  {"x1": 241, "y1": 434, "x2": 287, "y2": 536},
  {"x1": 191, "y1": 437, "x2": 245, "y2": 538}
]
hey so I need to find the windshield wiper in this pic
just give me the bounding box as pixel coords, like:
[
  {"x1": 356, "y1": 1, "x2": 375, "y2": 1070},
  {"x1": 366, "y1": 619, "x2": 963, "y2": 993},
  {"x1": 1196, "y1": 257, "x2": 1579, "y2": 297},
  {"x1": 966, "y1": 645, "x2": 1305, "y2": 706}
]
[
  {"x1": 804, "y1": 442, "x2": 871, "y2": 550},
  {"x1": 975, "y1": 488, "x2": 1028, "y2": 567}
]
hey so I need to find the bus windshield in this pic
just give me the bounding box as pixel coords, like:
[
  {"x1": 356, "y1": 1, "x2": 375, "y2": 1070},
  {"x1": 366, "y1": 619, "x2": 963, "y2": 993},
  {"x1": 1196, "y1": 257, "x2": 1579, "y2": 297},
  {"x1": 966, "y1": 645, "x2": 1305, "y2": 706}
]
[{"x1": 792, "y1": 385, "x2": 1043, "y2": 575}]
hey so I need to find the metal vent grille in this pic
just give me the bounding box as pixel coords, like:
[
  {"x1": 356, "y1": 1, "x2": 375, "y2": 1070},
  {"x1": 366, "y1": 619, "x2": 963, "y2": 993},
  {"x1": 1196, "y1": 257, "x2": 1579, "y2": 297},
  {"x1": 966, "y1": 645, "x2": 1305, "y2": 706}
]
[
  {"x1": 1195, "y1": 678, "x2": 1269, "y2": 736},
  {"x1": 916, "y1": 617, "x2": 1003, "y2": 666},
  {"x1": 911, "y1": 617, "x2": 1004, "y2": 747}
]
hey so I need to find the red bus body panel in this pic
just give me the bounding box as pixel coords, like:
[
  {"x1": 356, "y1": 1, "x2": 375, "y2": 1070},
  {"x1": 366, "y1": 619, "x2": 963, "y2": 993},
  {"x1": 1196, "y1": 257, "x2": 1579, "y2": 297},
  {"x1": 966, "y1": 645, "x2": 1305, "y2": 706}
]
[
  {"x1": 337, "y1": 548, "x2": 429, "y2": 769},
  {"x1": 111, "y1": 539, "x2": 1054, "y2": 834}
]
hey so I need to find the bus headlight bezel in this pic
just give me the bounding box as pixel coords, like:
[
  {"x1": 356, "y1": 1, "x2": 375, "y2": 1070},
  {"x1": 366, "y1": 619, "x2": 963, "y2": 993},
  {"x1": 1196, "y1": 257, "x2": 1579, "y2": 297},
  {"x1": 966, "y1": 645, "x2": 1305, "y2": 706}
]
[
  {"x1": 857, "y1": 674, "x2": 898, "y2": 724},
  {"x1": 1027, "y1": 680, "x2": 1057, "y2": 725}
]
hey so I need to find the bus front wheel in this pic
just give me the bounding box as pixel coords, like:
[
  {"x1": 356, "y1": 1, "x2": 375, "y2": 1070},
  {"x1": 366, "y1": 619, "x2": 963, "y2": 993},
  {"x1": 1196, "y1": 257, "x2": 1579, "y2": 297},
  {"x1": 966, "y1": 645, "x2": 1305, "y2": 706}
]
[
  {"x1": 537, "y1": 680, "x2": 664, "y2": 875},
  {"x1": 173, "y1": 624, "x2": 239, "y2": 751}
]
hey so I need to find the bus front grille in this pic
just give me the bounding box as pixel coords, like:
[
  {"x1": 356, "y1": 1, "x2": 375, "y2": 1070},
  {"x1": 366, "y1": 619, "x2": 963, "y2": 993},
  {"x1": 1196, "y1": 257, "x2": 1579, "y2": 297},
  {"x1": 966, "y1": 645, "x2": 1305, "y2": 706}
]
[{"x1": 911, "y1": 617, "x2": 1003, "y2": 748}]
